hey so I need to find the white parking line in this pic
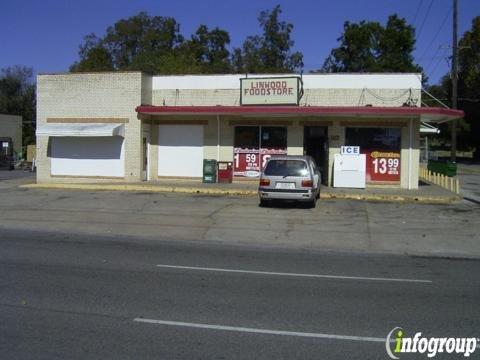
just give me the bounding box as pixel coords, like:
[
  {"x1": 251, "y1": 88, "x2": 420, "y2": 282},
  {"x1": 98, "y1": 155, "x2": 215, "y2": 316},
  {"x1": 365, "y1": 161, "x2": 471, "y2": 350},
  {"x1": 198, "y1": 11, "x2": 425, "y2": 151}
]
[
  {"x1": 133, "y1": 318, "x2": 388, "y2": 342},
  {"x1": 155, "y1": 264, "x2": 432, "y2": 283}
]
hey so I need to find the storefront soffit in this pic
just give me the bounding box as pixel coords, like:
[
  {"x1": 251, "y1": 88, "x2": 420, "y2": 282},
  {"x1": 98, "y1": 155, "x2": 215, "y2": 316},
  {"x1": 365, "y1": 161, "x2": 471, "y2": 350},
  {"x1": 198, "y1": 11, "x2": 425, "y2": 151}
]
[{"x1": 135, "y1": 106, "x2": 463, "y2": 124}]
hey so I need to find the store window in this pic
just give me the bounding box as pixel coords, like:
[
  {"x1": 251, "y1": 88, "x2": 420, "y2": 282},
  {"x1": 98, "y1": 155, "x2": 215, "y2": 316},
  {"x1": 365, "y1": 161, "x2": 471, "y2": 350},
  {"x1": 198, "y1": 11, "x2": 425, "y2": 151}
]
[
  {"x1": 345, "y1": 127, "x2": 401, "y2": 182},
  {"x1": 233, "y1": 126, "x2": 287, "y2": 177},
  {"x1": 234, "y1": 126, "x2": 259, "y2": 149},
  {"x1": 345, "y1": 128, "x2": 400, "y2": 150},
  {"x1": 261, "y1": 127, "x2": 287, "y2": 150}
]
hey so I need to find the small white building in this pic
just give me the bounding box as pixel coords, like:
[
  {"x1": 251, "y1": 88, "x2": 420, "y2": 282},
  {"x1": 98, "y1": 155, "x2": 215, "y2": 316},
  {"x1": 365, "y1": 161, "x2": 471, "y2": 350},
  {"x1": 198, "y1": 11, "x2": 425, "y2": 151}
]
[{"x1": 35, "y1": 71, "x2": 463, "y2": 189}]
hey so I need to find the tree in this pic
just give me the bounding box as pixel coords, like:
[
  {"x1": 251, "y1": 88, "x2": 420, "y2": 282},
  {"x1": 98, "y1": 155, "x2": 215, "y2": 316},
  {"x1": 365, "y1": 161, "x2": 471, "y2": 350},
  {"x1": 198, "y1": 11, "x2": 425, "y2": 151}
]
[
  {"x1": 70, "y1": 34, "x2": 114, "y2": 72},
  {"x1": 0, "y1": 66, "x2": 36, "y2": 148},
  {"x1": 70, "y1": 12, "x2": 232, "y2": 75},
  {"x1": 320, "y1": 14, "x2": 422, "y2": 74},
  {"x1": 187, "y1": 25, "x2": 231, "y2": 73},
  {"x1": 232, "y1": 5, "x2": 303, "y2": 73},
  {"x1": 425, "y1": 17, "x2": 480, "y2": 156},
  {"x1": 458, "y1": 16, "x2": 480, "y2": 158}
]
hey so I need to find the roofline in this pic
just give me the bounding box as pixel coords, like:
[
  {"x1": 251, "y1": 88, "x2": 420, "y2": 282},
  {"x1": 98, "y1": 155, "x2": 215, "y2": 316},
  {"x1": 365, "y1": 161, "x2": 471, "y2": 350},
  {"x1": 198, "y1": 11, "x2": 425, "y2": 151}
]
[
  {"x1": 37, "y1": 70, "x2": 146, "y2": 76},
  {"x1": 135, "y1": 105, "x2": 463, "y2": 121},
  {"x1": 36, "y1": 71, "x2": 423, "y2": 77}
]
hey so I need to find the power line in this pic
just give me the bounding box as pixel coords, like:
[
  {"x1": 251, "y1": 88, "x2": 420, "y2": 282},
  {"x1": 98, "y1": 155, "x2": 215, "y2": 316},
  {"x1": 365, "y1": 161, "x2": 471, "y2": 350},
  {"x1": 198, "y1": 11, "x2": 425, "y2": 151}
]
[
  {"x1": 416, "y1": 0, "x2": 434, "y2": 41},
  {"x1": 412, "y1": 0, "x2": 424, "y2": 25},
  {"x1": 426, "y1": 48, "x2": 449, "y2": 80},
  {"x1": 424, "y1": 46, "x2": 445, "y2": 74},
  {"x1": 419, "y1": 6, "x2": 452, "y2": 60}
]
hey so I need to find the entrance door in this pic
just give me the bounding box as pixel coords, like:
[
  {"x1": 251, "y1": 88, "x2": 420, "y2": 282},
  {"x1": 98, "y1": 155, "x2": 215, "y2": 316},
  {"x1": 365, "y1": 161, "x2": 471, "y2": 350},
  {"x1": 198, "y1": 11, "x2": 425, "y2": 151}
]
[{"x1": 304, "y1": 126, "x2": 328, "y2": 184}]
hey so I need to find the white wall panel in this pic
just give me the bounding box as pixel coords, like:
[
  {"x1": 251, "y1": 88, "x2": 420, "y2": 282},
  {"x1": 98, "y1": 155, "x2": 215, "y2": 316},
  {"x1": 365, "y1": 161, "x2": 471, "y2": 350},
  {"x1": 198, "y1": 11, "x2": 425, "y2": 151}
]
[
  {"x1": 158, "y1": 125, "x2": 203, "y2": 177},
  {"x1": 153, "y1": 74, "x2": 421, "y2": 90},
  {"x1": 51, "y1": 137, "x2": 124, "y2": 177}
]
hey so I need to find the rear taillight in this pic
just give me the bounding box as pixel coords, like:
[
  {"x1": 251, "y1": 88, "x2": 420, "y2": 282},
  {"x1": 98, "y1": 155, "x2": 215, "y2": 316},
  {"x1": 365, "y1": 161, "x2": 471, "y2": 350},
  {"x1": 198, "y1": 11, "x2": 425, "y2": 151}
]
[
  {"x1": 260, "y1": 178, "x2": 270, "y2": 186},
  {"x1": 301, "y1": 179, "x2": 313, "y2": 187}
]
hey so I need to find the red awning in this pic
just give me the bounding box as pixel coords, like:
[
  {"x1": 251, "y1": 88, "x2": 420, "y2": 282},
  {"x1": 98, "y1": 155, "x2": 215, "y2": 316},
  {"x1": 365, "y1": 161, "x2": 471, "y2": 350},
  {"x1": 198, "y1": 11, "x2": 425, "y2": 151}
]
[{"x1": 135, "y1": 105, "x2": 464, "y2": 123}]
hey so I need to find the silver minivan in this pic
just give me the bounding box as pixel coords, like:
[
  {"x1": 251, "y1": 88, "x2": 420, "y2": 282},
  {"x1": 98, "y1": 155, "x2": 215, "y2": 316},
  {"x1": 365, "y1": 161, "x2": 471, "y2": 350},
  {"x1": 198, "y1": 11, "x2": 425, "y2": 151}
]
[{"x1": 258, "y1": 155, "x2": 321, "y2": 208}]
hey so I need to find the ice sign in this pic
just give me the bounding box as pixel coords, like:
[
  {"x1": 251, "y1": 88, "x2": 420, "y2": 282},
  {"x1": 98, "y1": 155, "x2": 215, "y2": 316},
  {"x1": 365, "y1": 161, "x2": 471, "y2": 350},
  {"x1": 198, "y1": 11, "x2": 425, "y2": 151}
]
[{"x1": 341, "y1": 146, "x2": 360, "y2": 155}]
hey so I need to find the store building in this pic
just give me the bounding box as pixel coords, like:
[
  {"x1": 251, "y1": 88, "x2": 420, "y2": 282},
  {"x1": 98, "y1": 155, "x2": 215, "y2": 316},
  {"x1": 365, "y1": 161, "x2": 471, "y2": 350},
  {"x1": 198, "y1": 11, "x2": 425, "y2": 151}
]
[{"x1": 36, "y1": 71, "x2": 463, "y2": 189}]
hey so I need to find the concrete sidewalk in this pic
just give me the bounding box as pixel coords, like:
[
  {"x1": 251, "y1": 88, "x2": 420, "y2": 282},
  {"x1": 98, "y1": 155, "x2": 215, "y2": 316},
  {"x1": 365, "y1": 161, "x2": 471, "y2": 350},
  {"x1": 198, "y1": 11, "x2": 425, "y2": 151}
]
[{"x1": 22, "y1": 178, "x2": 460, "y2": 203}]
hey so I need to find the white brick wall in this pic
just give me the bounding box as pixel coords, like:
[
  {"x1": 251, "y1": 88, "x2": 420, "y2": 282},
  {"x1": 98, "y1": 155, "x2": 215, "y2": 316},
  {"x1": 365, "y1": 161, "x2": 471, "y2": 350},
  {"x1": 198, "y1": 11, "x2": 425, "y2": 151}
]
[
  {"x1": 36, "y1": 72, "x2": 143, "y2": 183},
  {"x1": 152, "y1": 88, "x2": 421, "y2": 107}
]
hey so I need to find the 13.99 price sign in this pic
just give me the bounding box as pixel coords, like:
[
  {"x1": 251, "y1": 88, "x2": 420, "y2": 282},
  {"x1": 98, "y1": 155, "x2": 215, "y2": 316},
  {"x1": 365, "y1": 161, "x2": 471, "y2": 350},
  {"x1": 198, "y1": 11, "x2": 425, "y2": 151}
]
[{"x1": 365, "y1": 150, "x2": 401, "y2": 182}]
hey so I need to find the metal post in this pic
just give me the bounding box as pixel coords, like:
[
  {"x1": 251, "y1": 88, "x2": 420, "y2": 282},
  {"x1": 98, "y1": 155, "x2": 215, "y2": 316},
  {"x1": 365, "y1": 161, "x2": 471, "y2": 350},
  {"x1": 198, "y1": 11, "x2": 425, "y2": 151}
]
[
  {"x1": 217, "y1": 115, "x2": 220, "y2": 161},
  {"x1": 451, "y1": 0, "x2": 458, "y2": 162},
  {"x1": 425, "y1": 136, "x2": 429, "y2": 163}
]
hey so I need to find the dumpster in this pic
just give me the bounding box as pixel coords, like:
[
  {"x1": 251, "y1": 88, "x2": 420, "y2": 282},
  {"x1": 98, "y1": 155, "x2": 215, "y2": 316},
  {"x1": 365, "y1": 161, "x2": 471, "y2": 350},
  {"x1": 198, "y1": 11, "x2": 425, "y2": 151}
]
[
  {"x1": 427, "y1": 160, "x2": 457, "y2": 177},
  {"x1": 217, "y1": 162, "x2": 233, "y2": 183},
  {"x1": 203, "y1": 159, "x2": 217, "y2": 183}
]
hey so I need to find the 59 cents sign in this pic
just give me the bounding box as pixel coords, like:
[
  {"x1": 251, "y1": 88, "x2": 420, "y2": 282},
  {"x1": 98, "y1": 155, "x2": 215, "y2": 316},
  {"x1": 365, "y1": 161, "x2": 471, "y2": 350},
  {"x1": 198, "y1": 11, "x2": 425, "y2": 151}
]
[{"x1": 233, "y1": 148, "x2": 287, "y2": 177}]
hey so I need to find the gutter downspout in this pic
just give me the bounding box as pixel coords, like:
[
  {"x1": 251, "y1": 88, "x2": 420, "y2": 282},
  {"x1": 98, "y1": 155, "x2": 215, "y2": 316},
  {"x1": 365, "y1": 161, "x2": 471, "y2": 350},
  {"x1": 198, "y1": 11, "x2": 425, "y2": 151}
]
[
  {"x1": 217, "y1": 114, "x2": 220, "y2": 161},
  {"x1": 408, "y1": 117, "x2": 413, "y2": 190}
]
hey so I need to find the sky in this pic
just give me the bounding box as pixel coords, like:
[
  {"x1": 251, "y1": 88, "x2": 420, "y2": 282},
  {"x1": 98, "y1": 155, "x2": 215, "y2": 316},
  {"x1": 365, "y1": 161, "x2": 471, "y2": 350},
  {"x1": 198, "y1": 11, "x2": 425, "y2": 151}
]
[{"x1": 0, "y1": 0, "x2": 478, "y2": 85}]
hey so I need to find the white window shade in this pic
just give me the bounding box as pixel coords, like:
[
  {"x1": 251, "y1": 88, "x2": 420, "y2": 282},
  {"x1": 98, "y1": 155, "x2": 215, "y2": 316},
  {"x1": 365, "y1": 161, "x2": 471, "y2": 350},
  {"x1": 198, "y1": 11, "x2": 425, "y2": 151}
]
[{"x1": 37, "y1": 123, "x2": 125, "y2": 137}]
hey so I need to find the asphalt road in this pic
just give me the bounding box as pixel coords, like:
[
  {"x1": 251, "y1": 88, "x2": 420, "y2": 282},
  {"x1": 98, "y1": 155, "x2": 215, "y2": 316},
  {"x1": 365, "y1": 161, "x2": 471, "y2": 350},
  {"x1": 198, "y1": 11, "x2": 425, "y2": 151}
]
[{"x1": 2, "y1": 228, "x2": 479, "y2": 359}]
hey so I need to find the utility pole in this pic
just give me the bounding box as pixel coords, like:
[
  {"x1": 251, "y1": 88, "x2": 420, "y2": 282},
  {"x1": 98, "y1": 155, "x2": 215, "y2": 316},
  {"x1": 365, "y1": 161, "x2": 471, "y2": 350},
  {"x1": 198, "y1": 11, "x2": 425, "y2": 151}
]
[{"x1": 451, "y1": 0, "x2": 458, "y2": 162}]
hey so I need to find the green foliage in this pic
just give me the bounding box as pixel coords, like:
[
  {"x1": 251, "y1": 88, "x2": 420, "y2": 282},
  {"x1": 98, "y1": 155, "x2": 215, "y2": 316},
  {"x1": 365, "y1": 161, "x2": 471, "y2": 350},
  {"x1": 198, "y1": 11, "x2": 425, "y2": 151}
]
[
  {"x1": 0, "y1": 66, "x2": 36, "y2": 147},
  {"x1": 187, "y1": 25, "x2": 232, "y2": 73},
  {"x1": 320, "y1": 15, "x2": 422, "y2": 74},
  {"x1": 232, "y1": 5, "x2": 303, "y2": 73},
  {"x1": 458, "y1": 16, "x2": 480, "y2": 157},
  {"x1": 70, "y1": 12, "x2": 230, "y2": 74},
  {"x1": 426, "y1": 17, "x2": 480, "y2": 155},
  {"x1": 70, "y1": 34, "x2": 114, "y2": 72},
  {"x1": 71, "y1": 7, "x2": 302, "y2": 75}
]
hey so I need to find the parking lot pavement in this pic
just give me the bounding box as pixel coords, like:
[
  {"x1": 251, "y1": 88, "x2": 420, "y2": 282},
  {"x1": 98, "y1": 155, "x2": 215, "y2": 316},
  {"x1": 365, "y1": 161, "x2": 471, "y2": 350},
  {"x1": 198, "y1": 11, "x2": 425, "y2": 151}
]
[
  {"x1": 457, "y1": 164, "x2": 480, "y2": 204},
  {"x1": 1, "y1": 175, "x2": 479, "y2": 258},
  {"x1": 0, "y1": 169, "x2": 35, "y2": 182}
]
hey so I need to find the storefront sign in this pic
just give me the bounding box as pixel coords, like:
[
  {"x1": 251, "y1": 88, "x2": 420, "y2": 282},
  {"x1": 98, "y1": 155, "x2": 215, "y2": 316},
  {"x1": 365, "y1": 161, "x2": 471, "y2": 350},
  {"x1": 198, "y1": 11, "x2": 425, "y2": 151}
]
[
  {"x1": 341, "y1": 146, "x2": 360, "y2": 155},
  {"x1": 365, "y1": 150, "x2": 401, "y2": 182},
  {"x1": 233, "y1": 148, "x2": 287, "y2": 177},
  {"x1": 240, "y1": 77, "x2": 301, "y2": 105}
]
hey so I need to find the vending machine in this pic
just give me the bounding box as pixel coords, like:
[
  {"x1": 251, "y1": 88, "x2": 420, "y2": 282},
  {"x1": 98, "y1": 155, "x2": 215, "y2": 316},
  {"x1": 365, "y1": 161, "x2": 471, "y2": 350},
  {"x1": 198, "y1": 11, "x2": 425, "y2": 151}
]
[{"x1": 333, "y1": 147, "x2": 366, "y2": 188}]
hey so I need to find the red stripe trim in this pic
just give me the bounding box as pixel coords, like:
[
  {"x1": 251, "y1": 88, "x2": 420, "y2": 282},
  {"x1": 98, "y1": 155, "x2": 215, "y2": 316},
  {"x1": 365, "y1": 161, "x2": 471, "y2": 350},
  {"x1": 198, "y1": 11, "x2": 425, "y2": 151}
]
[{"x1": 135, "y1": 105, "x2": 463, "y2": 118}]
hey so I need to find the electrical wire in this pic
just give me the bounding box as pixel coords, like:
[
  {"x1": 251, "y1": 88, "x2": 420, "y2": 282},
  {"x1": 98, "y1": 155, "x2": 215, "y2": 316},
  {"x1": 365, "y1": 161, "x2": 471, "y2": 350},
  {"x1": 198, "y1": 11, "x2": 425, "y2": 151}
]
[
  {"x1": 416, "y1": 0, "x2": 435, "y2": 41},
  {"x1": 419, "y1": 6, "x2": 452, "y2": 61},
  {"x1": 427, "y1": 48, "x2": 449, "y2": 80},
  {"x1": 424, "y1": 46, "x2": 446, "y2": 75},
  {"x1": 412, "y1": 0, "x2": 424, "y2": 26}
]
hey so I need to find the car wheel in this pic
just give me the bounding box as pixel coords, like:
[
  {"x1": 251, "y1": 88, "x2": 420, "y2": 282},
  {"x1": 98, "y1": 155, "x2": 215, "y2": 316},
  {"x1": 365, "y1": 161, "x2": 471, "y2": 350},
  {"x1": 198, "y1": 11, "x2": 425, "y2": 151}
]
[
  {"x1": 259, "y1": 199, "x2": 267, "y2": 207},
  {"x1": 306, "y1": 197, "x2": 316, "y2": 209}
]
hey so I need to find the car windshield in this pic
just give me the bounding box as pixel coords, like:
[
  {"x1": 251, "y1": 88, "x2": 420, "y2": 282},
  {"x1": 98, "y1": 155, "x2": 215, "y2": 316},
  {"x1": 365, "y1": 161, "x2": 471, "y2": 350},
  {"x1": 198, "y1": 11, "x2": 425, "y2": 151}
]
[{"x1": 264, "y1": 160, "x2": 309, "y2": 177}]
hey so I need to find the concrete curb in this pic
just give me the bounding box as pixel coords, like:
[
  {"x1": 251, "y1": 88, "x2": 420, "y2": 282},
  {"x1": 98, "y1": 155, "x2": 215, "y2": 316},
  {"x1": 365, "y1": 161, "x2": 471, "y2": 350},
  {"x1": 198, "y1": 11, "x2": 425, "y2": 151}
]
[
  {"x1": 19, "y1": 183, "x2": 258, "y2": 196},
  {"x1": 20, "y1": 183, "x2": 459, "y2": 204},
  {"x1": 320, "y1": 192, "x2": 459, "y2": 204}
]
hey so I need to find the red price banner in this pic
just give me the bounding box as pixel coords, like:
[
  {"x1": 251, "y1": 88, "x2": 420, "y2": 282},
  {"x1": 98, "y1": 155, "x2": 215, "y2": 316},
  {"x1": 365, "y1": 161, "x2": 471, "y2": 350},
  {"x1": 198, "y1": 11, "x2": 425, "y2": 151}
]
[
  {"x1": 234, "y1": 148, "x2": 287, "y2": 177},
  {"x1": 365, "y1": 150, "x2": 401, "y2": 182}
]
